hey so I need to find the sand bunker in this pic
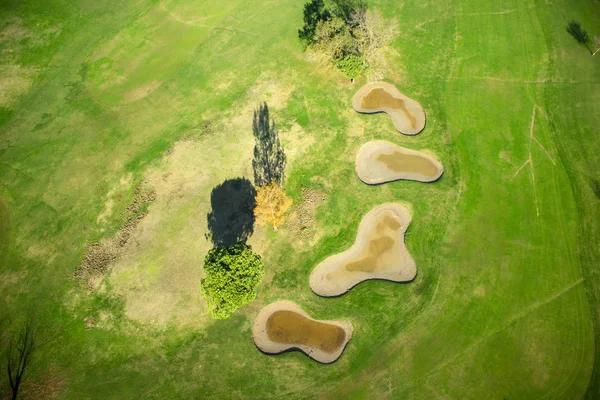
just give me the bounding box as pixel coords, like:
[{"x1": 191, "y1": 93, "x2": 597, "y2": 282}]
[
  {"x1": 310, "y1": 203, "x2": 416, "y2": 297},
  {"x1": 252, "y1": 301, "x2": 353, "y2": 364},
  {"x1": 352, "y1": 82, "x2": 426, "y2": 135},
  {"x1": 355, "y1": 140, "x2": 443, "y2": 184}
]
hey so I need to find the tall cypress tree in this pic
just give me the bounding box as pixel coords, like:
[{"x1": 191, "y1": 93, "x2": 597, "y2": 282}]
[{"x1": 252, "y1": 103, "x2": 286, "y2": 187}]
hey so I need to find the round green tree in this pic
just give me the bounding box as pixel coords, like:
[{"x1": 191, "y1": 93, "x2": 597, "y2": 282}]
[{"x1": 201, "y1": 243, "x2": 264, "y2": 319}]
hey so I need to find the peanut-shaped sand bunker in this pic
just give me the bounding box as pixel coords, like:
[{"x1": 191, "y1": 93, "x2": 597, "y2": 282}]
[
  {"x1": 252, "y1": 301, "x2": 353, "y2": 364},
  {"x1": 352, "y1": 82, "x2": 426, "y2": 135},
  {"x1": 355, "y1": 140, "x2": 443, "y2": 184},
  {"x1": 310, "y1": 203, "x2": 416, "y2": 297}
]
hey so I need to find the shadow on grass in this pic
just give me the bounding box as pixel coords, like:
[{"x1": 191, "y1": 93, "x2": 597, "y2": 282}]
[
  {"x1": 207, "y1": 178, "x2": 257, "y2": 247},
  {"x1": 566, "y1": 20, "x2": 593, "y2": 54},
  {"x1": 252, "y1": 102, "x2": 286, "y2": 187}
]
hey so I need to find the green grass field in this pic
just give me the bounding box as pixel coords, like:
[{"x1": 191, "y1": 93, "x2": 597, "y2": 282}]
[{"x1": 1, "y1": 0, "x2": 599, "y2": 398}]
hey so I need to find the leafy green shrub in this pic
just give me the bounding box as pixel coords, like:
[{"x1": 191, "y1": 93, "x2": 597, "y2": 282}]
[
  {"x1": 201, "y1": 243, "x2": 264, "y2": 319},
  {"x1": 335, "y1": 54, "x2": 368, "y2": 79}
]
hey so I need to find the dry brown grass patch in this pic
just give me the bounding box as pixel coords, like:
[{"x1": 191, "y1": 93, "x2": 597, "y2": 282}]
[
  {"x1": 286, "y1": 187, "x2": 326, "y2": 245},
  {"x1": 122, "y1": 80, "x2": 162, "y2": 103},
  {"x1": 75, "y1": 186, "x2": 156, "y2": 285},
  {"x1": 17, "y1": 365, "x2": 65, "y2": 400}
]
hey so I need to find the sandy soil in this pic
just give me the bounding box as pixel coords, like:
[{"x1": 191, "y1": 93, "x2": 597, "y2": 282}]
[
  {"x1": 252, "y1": 301, "x2": 353, "y2": 364},
  {"x1": 355, "y1": 140, "x2": 444, "y2": 184},
  {"x1": 309, "y1": 203, "x2": 416, "y2": 297},
  {"x1": 285, "y1": 187, "x2": 326, "y2": 245},
  {"x1": 351, "y1": 82, "x2": 426, "y2": 135}
]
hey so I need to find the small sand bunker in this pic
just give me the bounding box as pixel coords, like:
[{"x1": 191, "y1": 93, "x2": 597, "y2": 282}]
[
  {"x1": 310, "y1": 203, "x2": 416, "y2": 297},
  {"x1": 352, "y1": 82, "x2": 426, "y2": 135},
  {"x1": 252, "y1": 301, "x2": 353, "y2": 364},
  {"x1": 355, "y1": 140, "x2": 443, "y2": 184}
]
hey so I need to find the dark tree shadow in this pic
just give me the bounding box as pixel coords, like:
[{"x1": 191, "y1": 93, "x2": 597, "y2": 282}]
[
  {"x1": 207, "y1": 178, "x2": 257, "y2": 247},
  {"x1": 298, "y1": 0, "x2": 331, "y2": 47},
  {"x1": 589, "y1": 178, "x2": 600, "y2": 200},
  {"x1": 252, "y1": 102, "x2": 286, "y2": 187},
  {"x1": 6, "y1": 316, "x2": 36, "y2": 400},
  {"x1": 566, "y1": 21, "x2": 593, "y2": 54}
]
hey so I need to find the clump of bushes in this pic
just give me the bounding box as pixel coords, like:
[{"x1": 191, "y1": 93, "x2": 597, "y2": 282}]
[
  {"x1": 298, "y1": 0, "x2": 397, "y2": 80},
  {"x1": 335, "y1": 54, "x2": 369, "y2": 79}
]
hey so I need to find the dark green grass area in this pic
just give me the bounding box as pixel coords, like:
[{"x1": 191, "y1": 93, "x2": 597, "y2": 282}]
[{"x1": 0, "y1": 0, "x2": 599, "y2": 398}]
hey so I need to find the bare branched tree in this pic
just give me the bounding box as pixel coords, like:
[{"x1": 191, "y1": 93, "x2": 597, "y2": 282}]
[
  {"x1": 298, "y1": 0, "x2": 398, "y2": 80},
  {"x1": 351, "y1": 9, "x2": 398, "y2": 80},
  {"x1": 313, "y1": 17, "x2": 355, "y2": 61},
  {"x1": 594, "y1": 36, "x2": 600, "y2": 56},
  {"x1": 7, "y1": 320, "x2": 35, "y2": 400},
  {"x1": 330, "y1": 0, "x2": 366, "y2": 25}
]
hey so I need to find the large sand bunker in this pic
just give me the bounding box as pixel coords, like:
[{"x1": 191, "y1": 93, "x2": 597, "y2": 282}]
[
  {"x1": 352, "y1": 82, "x2": 426, "y2": 135},
  {"x1": 252, "y1": 301, "x2": 353, "y2": 364},
  {"x1": 310, "y1": 203, "x2": 416, "y2": 297},
  {"x1": 355, "y1": 140, "x2": 444, "y2": 184}
]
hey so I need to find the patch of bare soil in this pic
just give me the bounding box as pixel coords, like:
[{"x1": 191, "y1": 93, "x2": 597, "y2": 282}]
[
  {"x1": 74, "y1": 186, "x2": 156, "y2": 285},
  {"x1": 252, "y1": 301, "x2": 353, "y2": 364},
  {"x1": 248, "y1": 72, "x2": 295, "y2": 110},
  {"x1": 17, "y1": 366, "x2": 65, "y2": 400},
  {"x1": 309, "y1": 203, "x2": 416, "y2": 297},
  {"x1": 285, "y1": 187, "x2": 326, "y2": 245},
  {"x1": 0, "y1": 18, "x2": 59, "y2": 107},
  {"x1": 0, "y1": 64, "x2": 38, "y2": 107},
  {"x1": 0, "y1": 270, "x2": 29, "y2": 297}
]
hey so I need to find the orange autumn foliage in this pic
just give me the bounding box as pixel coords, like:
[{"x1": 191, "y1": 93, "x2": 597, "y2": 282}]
[{"x1": 254, "y1": 181, "x2": 293, "y2": 229}]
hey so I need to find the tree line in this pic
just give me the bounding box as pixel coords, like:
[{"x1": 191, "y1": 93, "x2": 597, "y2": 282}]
[{"x1": 202, "y1": 103, "x2": 291, "y2": 319}]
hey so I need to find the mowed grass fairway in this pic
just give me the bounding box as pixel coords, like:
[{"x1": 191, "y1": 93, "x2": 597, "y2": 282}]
[{"x1": 1, "y1": 0, "x2": 599, "y2": 398}]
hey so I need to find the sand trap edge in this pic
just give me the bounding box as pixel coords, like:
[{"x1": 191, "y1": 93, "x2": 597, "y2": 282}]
[
  {"x1": 355, "y1": 140, "x2": 444, "y2": 185},
  {"x1": 252, "y1": 301, "x2": 353, "y2": 364},
  {"x1": 309, "y1": 203, "x2": 417, "y2": 297},
  {"x1": 351, "y1": 82, "x2": 426, "y2": 136}
]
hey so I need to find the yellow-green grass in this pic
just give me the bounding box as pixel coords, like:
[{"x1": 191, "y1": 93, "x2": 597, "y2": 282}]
[{"x1": 0, "y1": 0, "x2": 599, "y2": 398}]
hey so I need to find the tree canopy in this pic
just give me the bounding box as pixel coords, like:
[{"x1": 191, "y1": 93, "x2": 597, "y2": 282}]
[
  {"x1": 254, "y1": 181, "x2": 293, "y2": 229},
  {"x1": 312, "y1": 16, "x2": 355, "y2": 63},
  {"x1": 298, "y1": 0, "x2": 331, "y2": 47},
  {"x1": 201, "y1": 243, "x2": 264, "y2": 319},
  {"x1": 299, "y1": 1, "x2": 397, "y2": 80},
  {"x1": 330, "y1": 0, "x2": 366, "y2": 25},
  {"x1": 335, "y1": 53, "x2": 368, "y2": 79}
]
